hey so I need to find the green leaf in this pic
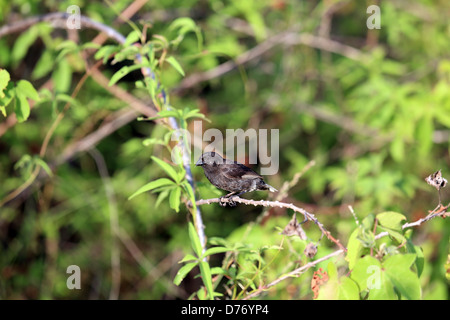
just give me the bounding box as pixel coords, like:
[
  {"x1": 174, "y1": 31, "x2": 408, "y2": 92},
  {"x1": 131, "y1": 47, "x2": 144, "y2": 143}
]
[
  {"x1": 11, "y1": 26, "x2": 39, "y2": 64},
  {"x1": 327, "y1": 261, "x2": 338, "y2": 281},
  {"x1": 32, "y1": 49, "x2": 55, "y2": 79},
  {"x1": 183, "y1": 108, "x2": 210, "y2": 122},
  {"x1": 384, "y1": 254, "x2": 421, "y2": 300},
  {"x1": 203, "y1": 246, "x2": 229, "y2": 258},
  {"x1": 173, "y1": 261, "x2": 198, "y2": 286},
  {"x1": 182, "y1": 180, "x2": 197, "y2": 214},
  {"x1": 14, "y1": 91, "x2": 30, "y2": 122},
  {"x1": 155, "y1": 189, "x2": 170, "y2": 208},
  {"x1": 188, "y1": 222, "x2": 203, "y2": 258},
  {"x1": 198, "y1": 261, "x2": 214, "y2": 300},
  {"x1": 169, "y1": 17, "x2": 197, "y2": 35},
  {"x1": 124, "y1": 30, "x2": 141, "y2": 46},
  {"x1": 128, "y1": 178, "x2": 174, "y2": 200},
  {"x1": 109, "y1": 64, "x2": 144, "y2": 86},
  {"x1": 338, "y1": 277, "x2": 360, "y2": 300},
  {"x1": 53, "y1": 59, "x2": 72, "y2": 93},
  {"x1": 179, "y1": 254, "x2": 197, "y2": 263},
  {"x1": 151, "y1": 156, "x2": 180, "y2": 183},
  {"x1": 0, "y1": 69, "x2": 11, "y2": 98},
  {"x1": 350, "y1": 255, "x2": 397, "y2": 300},
  {"x1": 390, "y1": 135, "x2": 404, "y2": 162},
  {"x1": 166, "y1": 56, "x2": 185, "y2": 77},
  {"x1": 376, "y1": 211, "x2": 407, "y2": 243},
  {"x1": 169, "y1": 186, "x2": 181, "y2": 212},
  {"x1": 34, "y1": 157, "x2": 53, "y2": 177},
  {"x1": 16, "y1": 80, "x2": 40, "y2": 101},
  {"x1": 0, "y1": 82, "x2": 15, "y2": 117},
  {"x1": 145, "y1": 109, "x2": 180, "y2": 121},
  {"x1": 346, "y1": 229, "x2": 365, "y2": 270},
  {"x1": 94, "y1": 45, "x2": 119, "y2": 64},
  {"x1": 406, "y1": 241, "x2": 425, "y2": 277},
  {"x1": 377, "y1": 211, "x2": 406, "y2": 231},
  {"x1": 350, "y1": 255, "x2": 381, "y2": 292},
  {"x1": 415, "y1": 115, "x2": 433, "y2": 156}
]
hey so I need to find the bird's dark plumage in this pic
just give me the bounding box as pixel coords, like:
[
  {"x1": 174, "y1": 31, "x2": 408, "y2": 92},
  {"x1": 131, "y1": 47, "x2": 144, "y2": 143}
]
[{"x1": 196, "y1": 152, "x2": 277, "y2": 206}]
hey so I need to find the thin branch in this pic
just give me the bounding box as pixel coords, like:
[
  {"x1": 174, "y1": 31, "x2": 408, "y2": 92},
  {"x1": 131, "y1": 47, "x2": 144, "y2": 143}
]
[
  {"x1": 194, "y1": 197, "x2": 347, "y2": 252},
  {"x1": 243, "y1": 249, "x2": 345, "y2": 300},
  {"x1": 88, "y1": 148, "x2": 121, "y2": 300},
  {"x1": 374, "y1": 203, "x2": 449, "y2": 240},
  {"x1": 256, "y1": 159, "x2": 316, "y2": 224},
  {"x1": 175, "y1": 30, "x2": 366, "y2": 94}
]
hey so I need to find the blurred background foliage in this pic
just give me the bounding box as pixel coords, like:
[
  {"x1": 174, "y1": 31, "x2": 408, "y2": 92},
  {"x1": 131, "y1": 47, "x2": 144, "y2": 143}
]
[{"x1": 0, "y1": 0, "x2": 449, "y2": 299}]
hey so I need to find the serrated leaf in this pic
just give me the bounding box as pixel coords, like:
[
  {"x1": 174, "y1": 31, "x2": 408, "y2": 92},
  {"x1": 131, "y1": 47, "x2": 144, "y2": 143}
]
[
  {"x1": 109, "y1": 64, "x2": 144, "y2": 86},
  {"x1": 210, "y1": 267, "x2": 227, "y2": 275},
  {"x1": 179, "y1": 254, "x2": 198, "y2": 263},
  {"x1": 94, "y1": 45, "x2": 119, "y2": 64},
  {"x1": 128, "y1": 178, "x2": 174, "y2": 200},
  {"x1": 124, "y1": 30, "x2": 141, "y2": 46},
  {"x1": 155, "y1": 189, "x2": 169, "y2": 208},
  {"x1": 173, "y1": 262, "x2": 198, "y2": 286},
  {"x1": 203, "y1": 246, "x2": 229, "y2": 258},
  {"x1": 198, "y1": 261, "x2": 214, "y2": 300},
  {"x1": 166, "y1": 56, "x2": 185, "y2": 77},
  {"x1": 188, "y1": 222, "x2": 203, "y2": 258},
  {"x1": 169, "y1": 186, "x2": 181, "y2": 212},
  {"x1": 151, "y1": 156, "x2": 180, "y2": 183}
]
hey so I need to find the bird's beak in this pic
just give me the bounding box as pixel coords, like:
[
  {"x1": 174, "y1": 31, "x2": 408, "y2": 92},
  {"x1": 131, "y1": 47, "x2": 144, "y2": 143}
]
[{"x1": 195, "y1": 158, "x2": 203, "y2": 166}]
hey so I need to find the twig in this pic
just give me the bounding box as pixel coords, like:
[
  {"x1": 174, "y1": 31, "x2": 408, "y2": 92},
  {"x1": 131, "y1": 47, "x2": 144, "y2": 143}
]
[
  {"x1": 256, "y1": 160, "x2": 316, "y2": 224},
  {"x1": 194, "y1": 197, "x2": 347, "y2": 252},
  {"x1": 243, "y1": 249, "x2": 345, "y2": 300},
  {"x1": 374, "y1": 203, "x2": 449, "y2": 241},
  {"x1": 174, "y1": 31, "x2": 366, "y2": 94},
  {"x1": 88, "y1": 148, "x2": 121, "y2": 300}
]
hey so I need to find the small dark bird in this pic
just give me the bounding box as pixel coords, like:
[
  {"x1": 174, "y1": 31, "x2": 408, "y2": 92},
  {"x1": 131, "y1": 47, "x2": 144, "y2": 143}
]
[{"x1": 196, "y1": 152, "x2": 277, "y2": 206}]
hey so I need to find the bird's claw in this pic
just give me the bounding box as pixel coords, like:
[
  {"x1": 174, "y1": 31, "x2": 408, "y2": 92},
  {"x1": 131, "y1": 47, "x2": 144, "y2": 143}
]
[
  {"x1": 219, "y1": 196, "x2": 237, "y2": 207},
  {"x1": 219, "y1": 196, "x2": 228, "y2": 207}
]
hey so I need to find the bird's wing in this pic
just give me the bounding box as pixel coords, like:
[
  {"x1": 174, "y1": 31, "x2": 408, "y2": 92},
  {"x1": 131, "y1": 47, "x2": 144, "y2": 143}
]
[{"x1": 221, "y1": 163, "x2": 262, "y2": 180}]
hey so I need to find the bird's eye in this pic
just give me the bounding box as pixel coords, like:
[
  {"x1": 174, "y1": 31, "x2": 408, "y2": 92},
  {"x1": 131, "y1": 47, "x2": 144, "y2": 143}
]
[{"x1": 211, "y1": 151, "x2": 215, "y2": 157}]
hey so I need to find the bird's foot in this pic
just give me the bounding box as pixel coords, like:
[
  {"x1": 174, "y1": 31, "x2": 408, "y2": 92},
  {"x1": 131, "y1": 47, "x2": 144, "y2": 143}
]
[
  {"x1": 228, "y1": 196, "x2": 237, "y2": 207},
  {"x1": 219, "y1": 196, "x2": 228, "y2": 207},
  {"x1": 219, "y1": 195, "x2": 238, "y2": 207}
]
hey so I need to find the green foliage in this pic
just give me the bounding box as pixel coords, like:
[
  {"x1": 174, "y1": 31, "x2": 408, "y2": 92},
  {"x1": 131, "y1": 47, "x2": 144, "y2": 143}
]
[
  {"x1": 0, "y1": 69, "x2": 40, "y2": 121},
  {"x1": 0, "y1": 0, "x2": 449, "y2": 300}
]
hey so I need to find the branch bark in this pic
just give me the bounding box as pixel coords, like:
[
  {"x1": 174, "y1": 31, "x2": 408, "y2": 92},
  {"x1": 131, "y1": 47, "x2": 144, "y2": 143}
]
[{"x1": 194, "y1": 196, "x2": 347, "y2": 252}]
